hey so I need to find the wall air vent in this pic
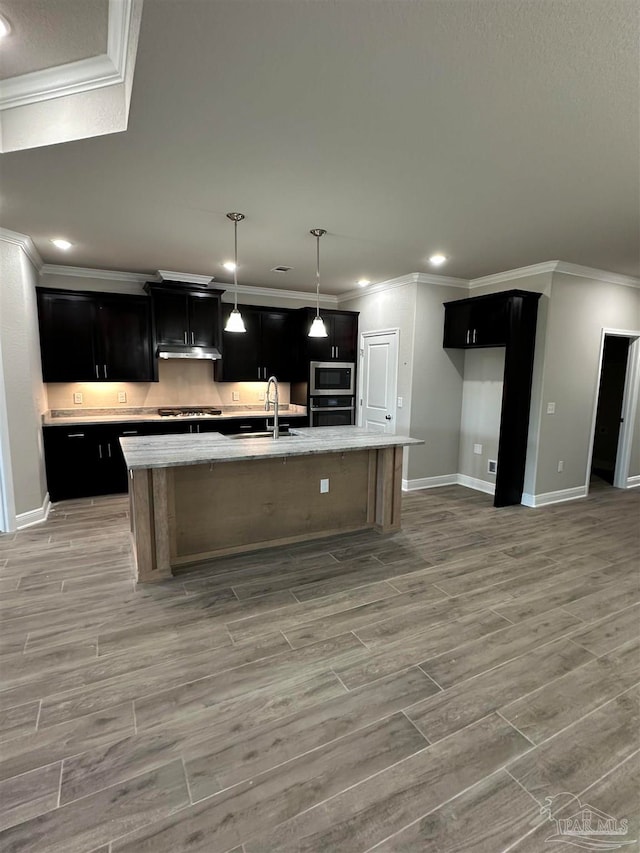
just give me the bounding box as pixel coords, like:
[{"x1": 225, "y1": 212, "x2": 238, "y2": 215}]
[{"x1": 271, "y1": 266, "x2": 293, "y2": 273}]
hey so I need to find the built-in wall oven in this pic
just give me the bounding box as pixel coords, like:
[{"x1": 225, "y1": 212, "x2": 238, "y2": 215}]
[
  {"x1": 309, "y1": 395, "x2": 355, "y2": 427},
  {"x1": 309, "y1": 362, "x2": 355, "y2": 396}
]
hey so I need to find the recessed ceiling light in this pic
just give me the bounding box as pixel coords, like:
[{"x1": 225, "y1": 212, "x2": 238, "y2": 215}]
[
  {"x1": 429, "y1": 253, "x2": 447, "y2": 266},
  {"x1": 357, "y1": 279, "x2": 370, "y2": 287},
  {"x1": 223, "y1": 261, "x2": 236, "y2": 271},
  {"x1": 51, "y1": 238, "x2": 73, "y2": 250},
  {"x1": 0, "y1": 15, "x2": 11, "y2": 38}
]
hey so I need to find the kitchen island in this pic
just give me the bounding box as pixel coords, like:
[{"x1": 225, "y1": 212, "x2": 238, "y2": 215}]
[{"x1": 120, "y1": 426, "x2": 422, "y2": 582}]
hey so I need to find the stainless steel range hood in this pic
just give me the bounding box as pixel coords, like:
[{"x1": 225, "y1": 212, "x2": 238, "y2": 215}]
[{"x1": 156, "y1": 344, "x2": 222, "y2": 360}]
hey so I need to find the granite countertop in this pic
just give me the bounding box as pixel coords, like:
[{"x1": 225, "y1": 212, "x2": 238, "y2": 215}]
[
  {"x1": 120, "y1": 426, "x2": 423, "y2": 470},
  {"x1": 42, "y1": 406, "x2": 306, "y2": 426}
]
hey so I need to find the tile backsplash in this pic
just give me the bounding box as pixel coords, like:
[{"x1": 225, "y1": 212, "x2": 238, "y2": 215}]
[{"x1": 45, "y1": 360, "x2": 291, "y2": 410}]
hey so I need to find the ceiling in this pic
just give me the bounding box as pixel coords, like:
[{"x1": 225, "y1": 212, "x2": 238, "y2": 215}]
[
  {"x1": 0, "y1": 0, "x2": 638, "y2": 294},
  {"x1": 0, "y1": 0, "x2": 107, "y2": 79}
]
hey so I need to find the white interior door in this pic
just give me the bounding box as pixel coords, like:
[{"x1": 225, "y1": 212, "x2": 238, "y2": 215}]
[{"x1": 359, "y1": 330, "x2": 399, "y2": 433}]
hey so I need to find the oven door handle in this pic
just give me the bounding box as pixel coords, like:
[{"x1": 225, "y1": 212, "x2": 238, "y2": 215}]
[{"x1": 310, "y1": 406, "x2": 354, "y2": 412}]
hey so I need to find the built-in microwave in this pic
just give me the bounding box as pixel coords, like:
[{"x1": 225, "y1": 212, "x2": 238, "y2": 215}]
[{"x1": 309, "y1": 361, "x2": 355, "y2": 396}]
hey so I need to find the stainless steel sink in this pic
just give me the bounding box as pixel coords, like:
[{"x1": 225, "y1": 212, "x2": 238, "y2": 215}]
[{"x1": 228, "y1": 431, "x2": 298, "y2": 440}]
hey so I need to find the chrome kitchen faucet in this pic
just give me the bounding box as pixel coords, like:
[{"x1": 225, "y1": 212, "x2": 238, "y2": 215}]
[{"x1": 265, "y1": 375, "x2": 280, "y2": 439}]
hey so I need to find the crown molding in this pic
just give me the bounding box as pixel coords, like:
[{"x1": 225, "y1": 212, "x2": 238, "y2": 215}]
[
  {"x1": 339, "y1": 271, "x2": 468, "y2": 304},
  {"x1": 38, "y1": 262, "x2": 337, "y2": 303},
  {"x1": 553, "y1": 261, "x2": 640, "y2": 289},
  {"x1": 414, "y1": 271, "x2": 470, "y2": 288},
  {"x1": 468, "y1": 261, "x2": 559, "y2": 289},
  {"x1": 40, "y1": 263, "x2": 153, "y2": 285},
  {"x1": 339, "y1": 273, "x2": 420, "y2": 304},
  {"x1": 0, "y1": 0, "x2": 135, "y2": 111},
  {"x1": 234, "y1": 283, "x2": 338, "y2": 305},
  {"x1": 0, "y1": 227, "x2": 43, "y2": 270},
  {"x1": 157, "y1": 269, "x2": 214, "y2": 285}
]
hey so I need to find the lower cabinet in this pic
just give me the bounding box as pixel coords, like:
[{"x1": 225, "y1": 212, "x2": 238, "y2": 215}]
[{"x1": 43, "y1": 415, "x2": 309, "y2": 501}]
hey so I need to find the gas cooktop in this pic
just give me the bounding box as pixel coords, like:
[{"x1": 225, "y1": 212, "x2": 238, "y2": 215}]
[{"x1": 157, "y1": 407, "x2": 223, "y2": 418}]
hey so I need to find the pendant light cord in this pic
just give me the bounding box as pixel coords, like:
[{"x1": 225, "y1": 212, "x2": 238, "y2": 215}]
[
  {"x1": 233, "y1": 218, "x2": 239, "y2": 311},
  {"x1": 315, "y1": 232, "x2": 321, "y2": 318}
]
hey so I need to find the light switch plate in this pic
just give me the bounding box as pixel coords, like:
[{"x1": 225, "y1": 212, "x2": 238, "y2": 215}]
[
  {"x1": 473, "y1": 443, "x2": 483, "y2": 455},
  {"x1": 320, "y1": 478, "x2": 329, "y2": 494},
  {"x1": 118, "y1": 391, "x2": 127, "y2": 403},
  {"x1": 397, "y1": 397, "x2": 403, "y2": 408},
  {"x1": 232, "y1": 391, "x2": 240, "y2": 401},
  {"x1": 547, "y1": 402, "x2": 556, "y2": 414}
]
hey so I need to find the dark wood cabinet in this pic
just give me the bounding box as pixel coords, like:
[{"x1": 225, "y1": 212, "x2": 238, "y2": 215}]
[
  {"x1": 43, "y1": 425, "x2": 128, "y2": 501},
  {"x1": 443, "y1": 294, "x2": 509, "y2": 348},
  {"x1": 37, "y1": 289, "x2": 154, "y2": 382},
  {"x1": 443, "y1": 289, "x2": 541, "y2": 507},
  {"x1": 44, "y1": 415, "x2": 309, "y2": 501},
  {"x1": 298, "y1": 308, "x2": 359, "y2": 365},
  {"x1": 146, "y1": 282, "x2": 223, "y2": 350},
  {"x1": 216, "y1": 304, "x2": 297, "y2": 381}
]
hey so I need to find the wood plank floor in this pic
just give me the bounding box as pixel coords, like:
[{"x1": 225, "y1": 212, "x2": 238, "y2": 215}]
[{"x1": 0, "y1": 480, "x2": 638, "y2": 852}]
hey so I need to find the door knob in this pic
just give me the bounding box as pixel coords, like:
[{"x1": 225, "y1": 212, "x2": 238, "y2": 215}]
[{"x1": 385, "y1": 415, "x2": 392, "y2": 420}]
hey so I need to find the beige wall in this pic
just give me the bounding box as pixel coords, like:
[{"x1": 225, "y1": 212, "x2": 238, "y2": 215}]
[
  {"x1": 535, "y1": 273, "x2": 640, "y2": 494},
  {"x1": 341, "y1": 281, "x2": 418, "y2": 476},
  {"x1": 458, "y1": 348, "x2": 504, "y2": 485},
  {"x1": 0, "y1": 240, "x2": 48, "y2": 519},
  {"x1": 408, "y1": 284, "x2": 466, "y2": 481}
]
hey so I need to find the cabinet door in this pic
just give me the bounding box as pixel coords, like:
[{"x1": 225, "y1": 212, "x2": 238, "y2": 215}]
[
  {"x1": 43, "y1": 426, "x2": 120, "y2": 500},
  {"x1": 331, "y1": 313, "x2": 358, "y2": 362},
  {"x1": 188, "y1": 294, "x2": 219, "y2": 347},
  {"x1": 153, "y1": 292, "x2": 189, "y2": 345},
  {"x1": 472, "y1": 298, "x2": 508, "y2": 347},
  {"x1": 443, "y1": 302, "x2": 473, "y2": 348},
  {"x1": 98, "y1": 297, "x2": 154, "y2": 381},
  {"x1": 37, "y1": 291, "x2": 98, "y2": 381},
  {"x1": 260, "y1": 309, "x2": 294, "y2": 379},
  {"x1": 218, "y1": 306, "x2": 261, "y2": 380}
]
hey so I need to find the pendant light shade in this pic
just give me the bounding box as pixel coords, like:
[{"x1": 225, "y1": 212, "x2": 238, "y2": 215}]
[
  {"x1": 308, "y1": 228, "x2": 328, "y2": 338},
  {"x1": 224, "y1": 212, "x2": 246, "y2": 333}
]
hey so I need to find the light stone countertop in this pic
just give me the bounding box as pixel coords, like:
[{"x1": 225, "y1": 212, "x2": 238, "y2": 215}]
[
  {"x1": 42, "y1": 407, "x2": 306, "y2": 426},
  {"x1": 120, "y1": 426, "x2": 423, "y2": 470}
]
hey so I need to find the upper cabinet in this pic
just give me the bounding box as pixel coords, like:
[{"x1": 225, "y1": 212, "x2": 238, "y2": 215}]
[
  {"x1": 146, "y1": 281, "x2": 223, "y2": 349},
  {"x1": 443, "y1": 293, "x2": 510, "y2": 348},
  {"x1": 37, "y1": 288, "x2": 154, "y2": 382},
  {"x1": 216, "y1": 305, "x2": 296, "y2": 381},
  {"x1": 298, "y1": 308, "x2": 359, "y2": 363}
]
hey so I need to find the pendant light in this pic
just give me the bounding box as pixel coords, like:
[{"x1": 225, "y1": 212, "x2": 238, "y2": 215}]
[
  {"x1": 224, "y1": 212, "x2": 246, "y2": 333},
  {"x1": 308, "y1": 228, "x2": 328, "y2": 338}
]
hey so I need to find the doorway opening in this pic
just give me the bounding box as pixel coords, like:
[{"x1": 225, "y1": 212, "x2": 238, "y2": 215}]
[{"x1": 587, "y1": 329, "x2": 639, "y2": 492}]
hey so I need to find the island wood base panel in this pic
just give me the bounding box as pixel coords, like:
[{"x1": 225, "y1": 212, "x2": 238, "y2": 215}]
[{"x1": 129, "y1": 446, "x2": 403, "y2": 582}]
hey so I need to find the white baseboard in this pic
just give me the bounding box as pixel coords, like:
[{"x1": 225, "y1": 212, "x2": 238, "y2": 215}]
[
  {"x1": 456, "y1": 474, "x2": 496, "y2": 496},
  {"x1": 402, "y1": 473, "x2": 495, "y2": 495},
  {"x1": 521, "y1": 486, "x2": 587, "y2": 508},
  {"x1": 16, "y1": 492, "x2": 50, "y2": 529},
  {"x1": 626, "y1": 475, "x2": 640, "y2": 489},
  {"x1": 402, "y1": 474, "x2": 458, "y2": 492}
]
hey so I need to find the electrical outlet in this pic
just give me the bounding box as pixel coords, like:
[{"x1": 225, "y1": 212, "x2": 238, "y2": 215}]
[
  {"x1": 473, "y1": 443, "x2": 483, "y2": 455},
  {"x1": 73, "y1": 392, "x2": 83, "y2": 404},
  {"x1": 258, "y1": 390, "x2": 265, "y2": 401},
  {"x1": 397, "y1": 397, "x2": 403, "y2": 408},
  {"x1": 320, "y1": 478, "x2": 329, "y2": 494},
  {"x1": 547, "y1": 402, "x2": 556, "y2": 414},
  {"x1": 232, "y1": 391, "x2": 240, "y2": 401},
  {"x1": 557, "y1": 460, "x2": 564, "y2": 472},
  {"x1": 488, "y1": 459, "x2": 497, "y2": 474},
  {"x1": 117, "y1": 391, "x2": 127, "y2": 403}
]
